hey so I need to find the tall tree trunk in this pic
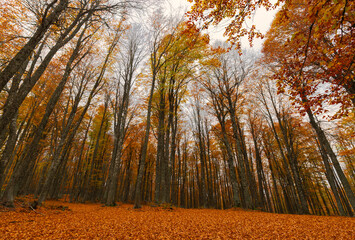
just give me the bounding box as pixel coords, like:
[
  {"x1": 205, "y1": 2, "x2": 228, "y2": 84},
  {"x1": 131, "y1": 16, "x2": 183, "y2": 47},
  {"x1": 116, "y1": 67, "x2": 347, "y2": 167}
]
[
  {"x1": 0, "y1": 0, "x2": 69, "y2": 91},
  {"x1": 134, "y1": 72, "x2": 157, "y2": 208},
  {"x1": 306, "y1": 107, "x2": 355, "y2": 212}
]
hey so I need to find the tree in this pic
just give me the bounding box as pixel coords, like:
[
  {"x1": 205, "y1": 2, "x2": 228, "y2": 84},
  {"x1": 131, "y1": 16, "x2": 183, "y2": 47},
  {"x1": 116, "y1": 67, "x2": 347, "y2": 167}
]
[
  {"x1": 104, "y1": 25, "x2": 144, "y2": 206},
  {"x1": 134, "y1": 14, "x2": 206, "y2": 208},
  {"x1": 262, "y1": 0, "x2": 355, "y2": 213},
  {"x1": 0, "y1": 0, "x2": 135, "y2": 139},
  {"x1": 152, "y1": 20, "x2": 210, "y2": 205},
  {"x1": 262, "y1": 0, "x2": 354, "y2": 117},
  {"x1": 0, "y1": 0, "x2": 69, "y2": 92}
]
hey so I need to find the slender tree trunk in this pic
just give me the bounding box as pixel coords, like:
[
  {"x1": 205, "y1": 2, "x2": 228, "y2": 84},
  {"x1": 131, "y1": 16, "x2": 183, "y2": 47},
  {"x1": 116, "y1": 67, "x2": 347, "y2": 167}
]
[
  {"x1": 306, "y1": 107, "x2": 355, "y2": 211},
  {"x1": 0, "y1": 0, "x2": 69, "y2": 92},
  {"x1": 134, "y1": 71, "x2": 157, "y2": 208}
]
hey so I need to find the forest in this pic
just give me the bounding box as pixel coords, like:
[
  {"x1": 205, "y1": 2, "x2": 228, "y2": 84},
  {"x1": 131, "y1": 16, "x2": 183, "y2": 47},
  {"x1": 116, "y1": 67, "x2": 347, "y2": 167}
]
[{"x1": 0, "y1": 1, "x2": 354, "y2": 234}]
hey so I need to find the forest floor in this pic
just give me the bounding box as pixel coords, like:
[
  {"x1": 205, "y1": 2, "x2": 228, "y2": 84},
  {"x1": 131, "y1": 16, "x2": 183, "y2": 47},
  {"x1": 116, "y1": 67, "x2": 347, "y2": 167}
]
[{"x1": 0, "y1": 199, "x2": 354, "y2": 239}]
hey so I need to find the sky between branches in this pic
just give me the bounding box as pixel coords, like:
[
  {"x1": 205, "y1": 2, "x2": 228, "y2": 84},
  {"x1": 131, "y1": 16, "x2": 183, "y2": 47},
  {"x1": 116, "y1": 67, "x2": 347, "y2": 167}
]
[{"x1": 164, "y1": 0, "x2": 279, "y2": 49}]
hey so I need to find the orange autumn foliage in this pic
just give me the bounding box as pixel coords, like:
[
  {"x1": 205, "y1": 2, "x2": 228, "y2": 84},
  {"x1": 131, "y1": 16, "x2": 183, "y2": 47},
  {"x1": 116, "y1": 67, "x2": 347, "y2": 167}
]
[
  {"x1": 262, "y1": 0, "x2": 354, "y2": 118},
  {"x1": 0, "y1": 200, "x2": 354, "y2": 239}
]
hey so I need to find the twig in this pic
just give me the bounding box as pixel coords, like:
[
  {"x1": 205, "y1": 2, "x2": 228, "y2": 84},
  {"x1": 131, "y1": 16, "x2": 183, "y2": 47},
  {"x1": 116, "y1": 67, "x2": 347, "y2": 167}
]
[{"x1": 29, "y1": 205, "x2": 46, "y2": 216}]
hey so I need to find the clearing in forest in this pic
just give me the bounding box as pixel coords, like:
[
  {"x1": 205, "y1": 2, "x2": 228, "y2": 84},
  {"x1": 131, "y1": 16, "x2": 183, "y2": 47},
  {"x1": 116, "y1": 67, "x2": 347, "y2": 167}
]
[{"x1": 0, "y1": 200, "x2": 354, "y2": 239}]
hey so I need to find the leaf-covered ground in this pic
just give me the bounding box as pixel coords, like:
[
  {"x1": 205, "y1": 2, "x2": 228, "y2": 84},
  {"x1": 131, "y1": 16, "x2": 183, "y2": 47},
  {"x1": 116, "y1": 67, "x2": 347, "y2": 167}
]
[{"x1": 0, "y1": 200, "x2": 354, "y2": 239}]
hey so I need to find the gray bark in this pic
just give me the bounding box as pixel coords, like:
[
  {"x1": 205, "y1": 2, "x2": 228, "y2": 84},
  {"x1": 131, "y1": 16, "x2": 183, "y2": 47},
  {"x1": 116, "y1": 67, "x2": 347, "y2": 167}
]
[
  {"x1": 306, "y1": 107, "x2": 355, "y2": 212},
  {"x1": 0, "y1": 0, "x2": 69, "y2": 91}
]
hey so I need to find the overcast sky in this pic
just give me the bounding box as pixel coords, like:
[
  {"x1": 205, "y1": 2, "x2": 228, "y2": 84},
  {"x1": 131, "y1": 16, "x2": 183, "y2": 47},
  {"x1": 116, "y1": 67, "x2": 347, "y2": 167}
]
[{"x1": 164, "y1": 0, "x2": 278, "y2": 50}]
